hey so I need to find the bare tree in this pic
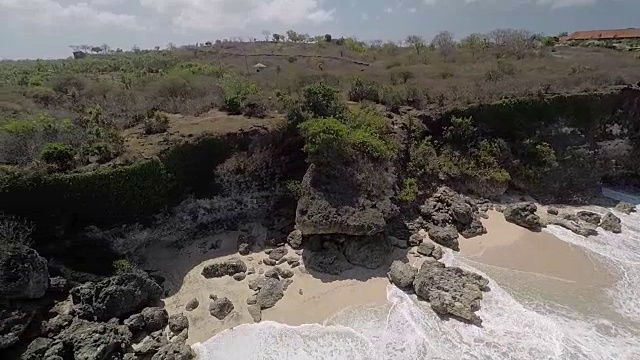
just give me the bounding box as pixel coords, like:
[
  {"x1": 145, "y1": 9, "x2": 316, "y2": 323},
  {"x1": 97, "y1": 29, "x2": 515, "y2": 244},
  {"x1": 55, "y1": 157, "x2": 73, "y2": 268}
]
[
  {"x1": 405, "y1": 35, "x2": 425, "y2": 54},
  {"x1": 262, "y1": 30, "x2": 271, "y2": 41},
  {"x1": 487, "y1": 28, "x2": 534, "y2": 58},
  {"x1": 431, "y1": 31, "x2": 456, "y2": 59},
  {"x1": 0, "y1": 213, "x2": 34, "y2": 247},
  {"x1": 460, "y1": 33, "x2": 488, "y2": 59}
]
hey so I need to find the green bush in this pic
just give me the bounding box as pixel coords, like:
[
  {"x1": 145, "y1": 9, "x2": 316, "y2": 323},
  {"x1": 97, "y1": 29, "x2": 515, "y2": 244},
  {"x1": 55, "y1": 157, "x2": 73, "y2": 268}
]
[
  {"x1": 302, "y1": 83, "x2": 344, "y2": 118},
  {"x1": 348, "y1": 78, "x2": 380, "y2": 103},
  {"x1": 112, "y1": 259, "x2": 133, "y2": 274},
  {"x1": 143, "y1": 112, "x2": 170, "y2": 134},
  {"x1": 285, "y1": 180, "x2": 303, "y2": 199},
  {"x1": 40, "y1": 143, "x2": 76, "y2": 170},
  {"x1": 222, "y1": 95, "x2": 243, "y2": 115},
  {"x1": 219, "y1": 74, "x2": 259, "y2": 115},
  {"x1": 399, "y1": 177, "x2": 418, "y2": 203},
  {"x1": 242, "y1": 101, "x2": 267, "y2": 118},
  {"x1": 380, "y1": 86, "x2": 405, "y2": 113}
]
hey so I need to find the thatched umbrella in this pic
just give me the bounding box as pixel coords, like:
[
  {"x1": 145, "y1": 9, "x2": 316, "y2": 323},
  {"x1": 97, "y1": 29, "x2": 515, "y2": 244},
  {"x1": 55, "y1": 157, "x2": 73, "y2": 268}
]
[{"x1": 253, "y1": 63, "x2": 267, "y2": 72}]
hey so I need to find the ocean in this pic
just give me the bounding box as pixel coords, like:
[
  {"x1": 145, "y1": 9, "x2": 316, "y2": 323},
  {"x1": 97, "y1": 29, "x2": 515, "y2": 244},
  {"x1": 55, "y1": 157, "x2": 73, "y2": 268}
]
[{"x1": 193, "y1": 189, "x2": 640, "y2": 359}]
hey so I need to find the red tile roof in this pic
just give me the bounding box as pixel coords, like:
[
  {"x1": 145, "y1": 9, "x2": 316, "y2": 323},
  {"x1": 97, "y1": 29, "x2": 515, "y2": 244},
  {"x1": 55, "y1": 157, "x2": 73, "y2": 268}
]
[{"x1": 563, "y1": 28, "x2": 640, "y2": 41}]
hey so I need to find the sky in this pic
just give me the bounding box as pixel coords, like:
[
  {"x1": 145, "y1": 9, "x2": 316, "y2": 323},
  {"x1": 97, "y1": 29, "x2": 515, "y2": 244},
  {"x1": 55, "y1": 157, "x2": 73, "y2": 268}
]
[{"x1": 0, "y1": 0, "x2": 638, "y2": 59}]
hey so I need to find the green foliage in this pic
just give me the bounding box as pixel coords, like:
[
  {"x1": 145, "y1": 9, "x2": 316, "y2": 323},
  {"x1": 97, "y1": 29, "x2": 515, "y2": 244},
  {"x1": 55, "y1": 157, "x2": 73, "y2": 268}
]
[
  {"x1": 299, "y1": 106, "x2": 395, "y2": 165},
  {"x1": 112, "y1": 259, "x2": 133, "y2": 274},
  {"x1": 348, "y1": 78, "x2": 380, "y2": 102},
  {"x1": 285, "y1": 179, "x2": 303, "y2": 199},
  {"x1": 301, "y1": 83, "x2": 344, "y2": 118},
  {"x1": 40, "y1": 143, "x2": 76, "y2": 170},
  {"x1": 169, "y1": 62, "x2": 225, "y2": 77},
  {"x1": 220, "y1": 74, "x2": 260, "y2": 115},
  {"x1": 399, "y1": 178, "x2": 418, "y2": 203},
  {"x1": 143, "y1": 111, "x2": 170, "y2": 134},
  {"x1": 442, "y1": 116, "x2": 476, "y2": 145},
  {"x1": 392, "y1": 69, "x2": 414, "y2": 84}
]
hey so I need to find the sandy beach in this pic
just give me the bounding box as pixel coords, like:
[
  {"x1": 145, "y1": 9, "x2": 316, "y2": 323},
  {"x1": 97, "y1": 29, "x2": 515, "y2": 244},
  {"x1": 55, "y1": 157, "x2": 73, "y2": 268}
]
[{"x1": 139, "y1": 208, "x2": 619, "y2": 346}]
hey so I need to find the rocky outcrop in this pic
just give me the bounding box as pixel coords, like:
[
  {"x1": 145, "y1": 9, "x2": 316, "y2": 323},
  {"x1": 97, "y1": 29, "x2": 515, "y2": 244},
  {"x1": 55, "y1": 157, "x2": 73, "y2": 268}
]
[
  {"x1": 615, "y1": 201, "x2": 636, "y2": 214},
  {"x1": 413, "y1": 261, "x2": 490, "y2": 326},
  {"x1": 151, "y1": 343, "x2": 195, "y2": 360},
  {"x1": 576, "y1": 210, "x2": 601, "y2": 225},
  {"x1": 168, "y1": 313, "x2": 189, "y2": 334},
  {"x1": 503, "y1": 202, "x2": 542, "y2": 231},
  {"x1": 303, "y1": 245, "x2": 354, "y2": 275},
  {"x1": 295, "y1": 164, "x2": 396, "y2": 236},
  {"x1": 268, "y1": 247, "x2": 288, "y2": 261},
  {"x1": 343, "y1": 233, "x2": 391, "y2": 269},
  {"x1": 599, "y1": 212, "x2": 622, "y2": 233},
  {"x1": 387, "y1": 261, "x2": 417, "y2": 288},
  {"x1": 0, "y1": 302, "x2": 37, "y2": 349},
  {"x1": 286, "y1": 230, "x2": 303, "y2": 249},
  {"x1": 20, "y1": 337, "x2": 53, "y2": 360},
  {"x1": 548, "y1": 215, "x2": 598, "y2": 237},
  {"x1": 256, "y1": 278, "x2": 285, "y2": 309},
  {"x1": 70, "y1": 272, "x2": 163, "y2": 321},
  {"x1": 0, "y1": 245, "x2": 48, "y2": 300},
  {"x1": 418, "y1": 187, "x2": 486, "y2": 250},
  {"x1": 44, "y1": 318, "x2": 133, "y2": 359},
  {"x1": 201, "y1": 258, "x2": 247, "y2": 278},
  {"x1": 209, "y1": 296, "x2": 234, "y2": 320}
]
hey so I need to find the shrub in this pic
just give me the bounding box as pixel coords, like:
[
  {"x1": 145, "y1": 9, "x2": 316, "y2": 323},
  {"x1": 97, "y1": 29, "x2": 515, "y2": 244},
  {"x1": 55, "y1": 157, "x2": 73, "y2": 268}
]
[
  {"x1": 302, "y1": 83, "x2": 344, "y2": 118},
  {"x1": 348, "y1": 78, "x2": 380, "y2": 102},
  {"x1": 242, "y1": 101, "x2": 267, "y2": 118},
  {"x1": 222, "y1": 95, "x2": 243, "y2": 115},
  {"x1": 112, "y1": 259, "x2": 133, "y2": 274},
  {"x1": 0, "y1": 213, "x2": 34, "y2": 247},
  {"x1": 380, "y1": 87, "x2": 405, "y2": 113},
  {"x1": 287, "y1": 56, "x2": 298, "y2": 63},
  {"x1": 394, "y1": 69, "x2": 414, "y2": 84},
  {"x1": 399, "y1": 177, "x2": 418, "y2": 203},
  {"x1": 143, "y1": 112, "x2": 170, "y2": 134},
  {"x1": 285, "y1": 180, "x2": 303, "y2": 199},
  {"x1": 151, "y1": 75, "x2": 191, "y2": 99},
  {"x1": 219, "y1": 74, "x2": 259, "y2": 115},
  {"x1": 443, "y1": 116, "x2": 476, "y2": 145},
  {"x1": 40, "y1": 143, "x2": 76, "y2": 170}
]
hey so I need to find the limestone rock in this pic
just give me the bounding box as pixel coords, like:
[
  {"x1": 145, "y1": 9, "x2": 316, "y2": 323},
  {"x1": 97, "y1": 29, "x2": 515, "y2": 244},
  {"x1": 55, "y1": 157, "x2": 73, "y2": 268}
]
[
  {"x1": 168, "y1": 314, "x2": 189, "y2": 334},
  {"x1": 599, "y1": 212, "x2": 622, "y2": 233},
  {"x1": 47, "y1": 318, "x2": 133, "y2": 360},
  {"x1": 387, "y1": 261, "x2": 417, "y2": 288},
  {"x1": 615, "y1": 201, "x2": 635, "y2": 214},
  {"x1": 287, "y1": 230, "x2": 303, "y2": 249},
  {"x1": 503, "y1": 202, "x2": 542, "y2": 231},
  {"x1": 576, "y1": 210, "x2": 601, "y2": 225},
  {"x1": 247, "y1": 305, "x2": 262, "y2": 323},
  {"x1": 417, "y1": 242, "x2": 435, "y2": 256},
  {"x1": 343, "y1": 234, "x2": 391, "y2": 269},
  {"x1": 548, "y1": 216, "x2": 598, "y2": 237},
  {"x1": 262, "y1": 258, "x2": 277, "y2": 266},
  {"x1": 413, "y1": 261, "x2": 489, "y2": 326},
  {"x1": 264, "y1": 268, "x2": 280, "y2": 280},
  {"x1": 268, "y1": 247, "x2": 288, "y2": 261},
  {"x1": 21, "y1": 337, "x2": 53, "y2": 360},
  {"x1": 201, "y1": 258, "x2": 247, "y2": 278},
  {"x1": 151, "y1": 343, "x2": 195, "y2": 360},
  {"x1": 428, "y1": 226, "x2": 459, "y2": 250},
  {"x1": 276, "y1": 267, "x2": 294, "y2": 279},
  {"x1": 431, "y1": 246, "x2": 443, "y2": 260},
  {"x1": 547, "y1": 207, "x2": 559, "y2": 215},
  {"x1": 0, "y1": 245, "x2": 49, "y2": 299},
  {"x1": 209, "y1": 297, "x2": 234, "y2": 320},
  {"x1": 256, "y1": 278, "x2": 284, "y2": 309},
  {"x1": 185, "y1": 298, "x2": 199, "y2": 311},
  {"x1": 141, "y1": 307, "x2": 168, "y2": 333},
  {"x1": 70, "y1": 272, "x2": 163, "y2": 321},
  {"x1": 0, "y1": 302, "x2": 36, "y2": 349},
  {"x1": 303, "y1": 248, "x2": 353, "y2": 275},
  {"x1": 389, "y1": 236, "x2": 408, "y2": 249},
  {"x1": 458, "y1": 218, "x2": 487, "y2": 239}
]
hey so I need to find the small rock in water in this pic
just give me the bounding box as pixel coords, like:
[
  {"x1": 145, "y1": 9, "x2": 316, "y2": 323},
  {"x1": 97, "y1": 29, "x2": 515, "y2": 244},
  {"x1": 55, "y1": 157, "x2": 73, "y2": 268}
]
[
  {"x1": 246, "y1": 256, "x2": 254, "y2": 262},
  {"x1": 615, "y1": 201, "x2": 636, "y2": 214},
  {"x1": 269, "y1": 247, "x2": 289, "y2": 261},
  {"x1": 247, "y1": 305, "x2": 262, "y2": 323},
  {"x1": 233, "y1": 272, "x2": 247, "y2": 281},
  {"x1": 387, "y1": 261, "x2": 417, "y2": 288},
  {"x1": 599, "y1": 212, "x2": 622, "y2": 233},
  {"x1": 209, "y1": 297, "x2": 234, "y2": 320},
  {"x1": 185, "y1": 298, "x2": 199, "y2": 311},
  {"x1": 576, "y1": 210, "x2": 601, "y2": 225}
]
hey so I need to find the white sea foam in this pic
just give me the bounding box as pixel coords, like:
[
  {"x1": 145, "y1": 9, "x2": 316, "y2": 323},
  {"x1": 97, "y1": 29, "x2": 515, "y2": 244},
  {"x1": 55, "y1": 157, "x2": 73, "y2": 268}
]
[{"x1": 193, "y1": 189, "x2": 640, "y2": 360}]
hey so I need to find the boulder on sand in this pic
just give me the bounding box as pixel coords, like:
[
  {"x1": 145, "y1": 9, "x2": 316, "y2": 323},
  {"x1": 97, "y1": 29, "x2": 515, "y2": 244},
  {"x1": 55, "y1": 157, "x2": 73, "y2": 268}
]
[
  {"x1": 256, "y1": 278, "x2": 284, "y2": 309},
  {"x1": 209, "y1": 297, "x2": 234, "y2": 320},
  {"x1": 201, "y1": 258, "x2": 247, "y2": 278},
  {"x1": 576, "y1": 211, "x2": 601, "y2": 225},
  {"x1": 599, "y1": 212, "x2": 622, "y2": 233},
  {"x1": 387, "y1": 261, "x2": 417, "y2": 289},
  {"x1": 548, "y1": 216, "x2": 598, "y2": 237},
  {"x1": 427, "y1": 226, "x2": 459, "y2": 250},
  {"x1": 413, "y1": 261, "x2": 489, "y2": 326},
  {"x1": 502, "y1": 202, "x2": 542, "y2": 231}
]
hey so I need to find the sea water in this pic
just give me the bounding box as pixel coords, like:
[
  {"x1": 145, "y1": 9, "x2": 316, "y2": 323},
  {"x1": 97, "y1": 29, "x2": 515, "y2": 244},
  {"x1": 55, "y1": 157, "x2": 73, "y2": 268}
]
[{"x1": 193, "y1": 190, "x2": 640, "y2": 359}]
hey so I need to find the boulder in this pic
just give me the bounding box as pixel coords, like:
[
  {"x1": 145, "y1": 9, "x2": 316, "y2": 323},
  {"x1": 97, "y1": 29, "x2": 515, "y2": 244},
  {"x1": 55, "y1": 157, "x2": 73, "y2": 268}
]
[
  {"x1": 389, "y1": 236, "x2": 408, "y2": 249},
  {"x1": 503, "y1": 202, "x2": 542, "y2": 231},
  {"x1": 416, "y1": 242, "x2": 435, "y2": 256},
  {"x1": 209, "y1": 297, "x2": 234, "y2": 320},
  {"x1": 70, "y1": 272, "x2": 163, "y2": 321},
  {"x1": 141, "y1": 307, "x2": 169, "y2": 333},
  {"x1": 233, "y1": 272, "x2": 246, "y2": 281},
  {"x1": 168, "y1": 314, "x2": 189, "y2": 334},
  {"x1": 427, "y1": 226, "x2": 459, "y2": 250},
  {"x1": 47, "y1": 318, "x2": 133, "y2": 360},
  {"x1": 201, "y1": 258, "x2": 247, "y2": 279},
  {"x1": 237, "y1": 234, "x2": 252, "y2": 255},
  {"x1": 599, "y1": 212, "x2": 622, "y2": 233},
  {"x1": 264, "y1": 268, "x2": 280, "y2": 280},
  {"x1": 247, "y1": 305, "x2": 262, "y2": 323},
  {"x1": 408, "y1": 232, "x2": 425, "y2": 246},
  {"x1": 576, "y1": 210, "x2": 601, "y2": 225},
  {"x1": 615, "y1": 201, "x2": 635, "y2": 214},
  {"x1": 185, "y1": 298, "x2": 199, "y2": 311},
  {"x1": 431, "y1": 246, "x2": 443, "y2": 260},
  {"x1": 286, "y1": 230, "x2": 303, "y2": 249},
  {"x1": 303, "y1": 248, "x2": 353, "y2": 275},
  {"x1": 124, "y1": 313, "x2": 145, "y2": 334},
  {"x1": 295, "y1": 164, "x2": 395, "y2": 236},
  {"x1": 0, "y1": 245, "x2": 49, "y2": 299},
  {"x1": 132, "y1": 330, "x2": 168, "y2": 356},
  {"x1": 151, "y1": 343, "x2": 195, "y2": 360},
  {"x1": 268, "y1": 247, "x2": 288, "y2": 261},
  {"x1": 387, "y1": 261, "x2": 417, "y2": 288},
  {"x1": 343, "y1": 234, "x2": 391, "y2": 269},
  {"x1": 413, "y1": 261, "x2": 489, "y2": 326},
  {"x1": 256, "y1": 278, "x2": 284, "y2": 309},
  {"x1": 0, "y1": 302, "x2": 36, "y2": 349},
  {"x1": 548, "y1": 216, "x2": 598, "y2": 237},
  {"x1": 547, "y1": 207, "x2": 559, "y2": 215},
  {"x1": 458, "y1": 218, "x2": 487, "y2": 238},
  {"x1": 21, "y1": 337, "x2": 54, "y2": 360},
  {"x1": 275, "y1": 267, "x2": 294, "y2": 279}
]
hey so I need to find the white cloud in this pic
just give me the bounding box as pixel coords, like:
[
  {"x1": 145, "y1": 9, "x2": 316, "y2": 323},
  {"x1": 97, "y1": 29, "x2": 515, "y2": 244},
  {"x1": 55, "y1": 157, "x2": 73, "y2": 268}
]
[
  {"x1": 361, "y1": 12, "x2": 369, "y2": 20},
  {"x1": 139, "y1": 0, "x2": 335, "y2": 32},
  {"x1": 384, "y1": 7, "x2": 393, "y2": 12},
  {"x1": 423, "y1": 0, "x2": 600, "y2": 6},
  {"x1": 409, "y1": 7, "x2": 417, "y2": 12},
  {"x1": 0, "y1": 0, "x2": 142, "y2": 29}
]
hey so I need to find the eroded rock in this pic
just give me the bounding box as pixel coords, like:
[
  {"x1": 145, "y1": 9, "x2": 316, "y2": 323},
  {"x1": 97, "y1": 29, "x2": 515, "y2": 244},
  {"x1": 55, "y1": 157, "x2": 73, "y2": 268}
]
[
  {"x1": 387, "y1": 261, "x2": 417, "y2": 288},
  {"x1": 428, "y1": 226, "x2": 459, "y2": 250},
  {"x1": 343, "y1": 234, "x2": 391, "y2": 269},
  {"x1": 209, "y1": 297, "x2": 234, "y2": 320},
  {"x1": 256, "y1": 278, "x2": 284, "y2": 309},
  {"x1": 600, "y1": 212, "x2": 622, "y2": 233},
  {"x1": 201, "y1": 258, "x2": 247, "y2": 278},
  {"x1": 503, "y1": 202, "x2": 542, "y2": 231},
  {"x1": 615, "y1": 201, "x2": 636, "y2": 214},
  {"x1": 0, "y1": 245, "x2": 49, "y2": 300},
  {"x1": 576, "y1": 210, "x2": 601, "y2": 225}
]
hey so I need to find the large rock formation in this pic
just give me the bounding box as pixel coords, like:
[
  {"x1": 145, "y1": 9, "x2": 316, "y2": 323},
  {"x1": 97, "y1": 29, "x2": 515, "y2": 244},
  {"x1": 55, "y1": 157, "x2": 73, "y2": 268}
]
[
  {"x1": 43, "y1": 318, "x2": 133, "y2": 359},
  {"x1": 413, "y1": 261, "x2": 490, "y2": 326},
  {"x1": 295, "y1": 164, "x2": 396, "y2": 236},
  {"x1": 0, "y1": 245, "x2": 49, "y2": 300},
  {"x1": 342, "y1": 233, "x2": 391, "y2": 269},
  {"x1": 0, "y1": 302, "x2": 37, "y2": 349},
  {"x1": 547, "y1": 215, "x2": 598, "y2": 237},
  {"x1": 502, "y1": 202, "x2": 542, "y2": 231},
  {"x1": 70, "y1": 272, "x2": 163, "y2": 321}
]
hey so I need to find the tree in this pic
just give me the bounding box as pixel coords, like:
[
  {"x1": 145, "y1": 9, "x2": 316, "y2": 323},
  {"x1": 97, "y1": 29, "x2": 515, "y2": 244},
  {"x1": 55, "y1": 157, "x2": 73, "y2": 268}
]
[
  {"x1": 286, "y1": 30, "x2": 300, "y2": 42},
  {"x1": 100, "y1": 43, "x2": 111, "y2": 53},
  {"x1": 273, "y1": 34, "x2": 282, "y2": 42},
  {"x1": 431, "y1": 31, "x2": 456, "y2": 59},
  {"x1": 91, "y1": 46, "x2": 102, "y2": 54},
  {"x1": 262, "y1": 30, "x2": 271, "y2": 41},
  {"x1": 324, "y1": 34, "x2": 332, "y2": 42},
  {"x1": 460, "y1": 33, "x2": 487, "y2": 59},
  {"x1": 487, "y1": 28, "x2": 534, "y2": 58},
  {"x1": 154, "y1": 46, "x2": 161, "y2": 51},
  {"x1": 405, "y1": 35, "x2": 425, "y2": 54},
  {"x1": 132, "y1": 45, "x2": 141, "y2": 53}
]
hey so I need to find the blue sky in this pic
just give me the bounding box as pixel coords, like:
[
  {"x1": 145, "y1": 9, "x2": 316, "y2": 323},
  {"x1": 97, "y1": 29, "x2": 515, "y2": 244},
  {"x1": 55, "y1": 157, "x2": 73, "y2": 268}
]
[{"x1": 0, "y1": 0, "x2": 638, "y2": 59}]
